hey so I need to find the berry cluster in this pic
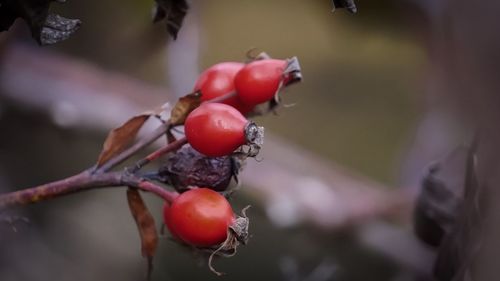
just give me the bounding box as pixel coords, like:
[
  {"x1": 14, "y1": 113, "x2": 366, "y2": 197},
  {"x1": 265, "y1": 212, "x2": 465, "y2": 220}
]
[{"x1": 159, "y1": 55, "x2": 301, "y2": 273}]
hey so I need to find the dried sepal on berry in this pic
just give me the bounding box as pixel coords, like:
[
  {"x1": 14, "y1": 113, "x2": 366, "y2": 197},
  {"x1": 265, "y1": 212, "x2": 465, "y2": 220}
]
[
  {"x1": 207, "y1": 206, "x2": 251, "y2": 276},
  {"x1": 242, "y1": 122, "x2": 265, "y2": 158},
  {"x1": 268, "y1": 56, "x2": 302, "y2": 113},
  {"x1": 245, "y1": 50, "x2": 272, "y2": 62},
  {"x1": 167, "y1": 206, "x2": 251, "y2": 275}
]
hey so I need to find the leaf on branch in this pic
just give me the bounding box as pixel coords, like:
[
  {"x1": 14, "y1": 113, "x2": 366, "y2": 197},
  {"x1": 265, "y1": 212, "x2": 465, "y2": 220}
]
[
  {"x1": 0, "y1": 0, "x2": 81, "y2": 45},
  {"x1": 127, "y1": 188, "x2": 159, "y2": 280},
  {"x1": 170, "y1": 91, "x2": 202, "y2": 126},
  {"x1": 96, "y1": 114, "x2": 152, "y2": 167},
  {"x1": 331, "y1": 0, "x2": 357, "y2": 13},
  {"x1": 152, "y1": 0, "x2": 189, "y2": 40}
]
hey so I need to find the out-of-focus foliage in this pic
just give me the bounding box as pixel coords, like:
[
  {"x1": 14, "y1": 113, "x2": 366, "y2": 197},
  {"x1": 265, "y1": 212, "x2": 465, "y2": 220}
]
[
  {"x1": 0, "y1": 0, "x2": 80, "y2": 45},
  {"x1": 153, "y1": 0, "x2": 189, "y2": 40},
  {"x1": 332, "y1": 0, "x2": 357, "y2": 13}
]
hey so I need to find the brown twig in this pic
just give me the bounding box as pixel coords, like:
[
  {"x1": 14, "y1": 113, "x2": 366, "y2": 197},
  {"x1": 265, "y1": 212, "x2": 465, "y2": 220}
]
[
  {"x1": 132, "y1": 137, "x2": 188, "y2": 173},
  {"x1": 0, "y1": 170, "x2": 178, "y2": 209}
]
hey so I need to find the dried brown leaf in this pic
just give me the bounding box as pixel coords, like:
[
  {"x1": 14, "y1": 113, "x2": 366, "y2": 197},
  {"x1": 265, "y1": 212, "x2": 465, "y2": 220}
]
[
  {"x1": 127, "y1": 188, "x2": 159, "y2": 280},
  {"x1": 158, "y1": 146, "x2": 234, "y2": 192},
  {"x1": 96, "y1": 114, "x2": 151, "y2": 167},
  {"x1": 170, "y1": 91, "x2": 202, "y2": 126}
]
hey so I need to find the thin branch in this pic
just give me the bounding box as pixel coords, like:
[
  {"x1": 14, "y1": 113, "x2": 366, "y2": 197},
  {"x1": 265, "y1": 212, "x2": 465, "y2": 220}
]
[
  {"x1": 0, "y1": 170, "x2": 178, "y2": 209},
  {"x1": 132, "y1": 137, "x2": 188, "y2": 173}
]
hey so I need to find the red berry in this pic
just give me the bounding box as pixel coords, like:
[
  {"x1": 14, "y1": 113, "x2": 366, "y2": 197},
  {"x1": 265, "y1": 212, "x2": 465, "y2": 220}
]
[
  {"x1": 185, "y1": 103, "x2": 248, "y2": 157},
  {"x1": 194, "y1": 62, "x2": 254, "y2": 113},
  {"x1": 234, "y1": 59, "x2": 287, "y2": 106},
  {"x1": 163, "y1": 188, "x2": 234, "y2": 247}
]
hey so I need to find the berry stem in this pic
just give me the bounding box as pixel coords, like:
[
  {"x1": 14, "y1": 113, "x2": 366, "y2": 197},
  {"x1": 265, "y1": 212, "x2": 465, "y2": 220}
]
[
  {"x1": 137, "y1": 181, "x2": 178, "y2": 203},
  {"x1": 207, "y1": 91, "x2": 237, "y2": 103},
  {"x1": 132, "y1": 137, "x2": 188, "y2": 173}
]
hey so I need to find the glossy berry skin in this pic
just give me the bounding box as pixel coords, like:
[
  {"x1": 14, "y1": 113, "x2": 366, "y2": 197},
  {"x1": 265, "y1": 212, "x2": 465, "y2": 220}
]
[
  {"x1": 162, "y1": 203, "x2": 179, "y2": 239},
  {"x1": 163, "y1": 188, "x2": 235, "y2": 247},
  {"x1": 235, "y1": 59, "x2": 287, "y2": 106},
  {"x1": 185, "y1": 103, "x2": 248, "y2": 157},
  {"x1": 194, "y1": 62, "x2": 253, "y2": 113}
]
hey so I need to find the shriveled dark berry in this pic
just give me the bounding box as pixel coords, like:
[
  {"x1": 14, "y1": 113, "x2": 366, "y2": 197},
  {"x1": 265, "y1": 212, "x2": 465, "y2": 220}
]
[{"x1": 158, "y1": 146, "x2": 236, "y2": 192}]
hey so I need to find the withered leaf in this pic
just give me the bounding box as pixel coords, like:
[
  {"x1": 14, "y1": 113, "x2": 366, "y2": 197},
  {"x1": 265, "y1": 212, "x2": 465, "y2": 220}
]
[
  {"x1": 127, "y1": 188, "x2": 159, "y2": 280},
  {"x1": 0, "y1": 0, "x2": 81, "y2": 45},
  {"x1": 158, "y1": 146, "x2": 235, "y2": 192},
  {"x1": 170, "y1": 91, "x2": 202, "y2": 126},
  {"x1": 96, "y1": 114, "x2": 151, "y2": 167},
  {"x1": 332, "y1": 0, "x2": 357, "y2": 13},
  {"x1": 153, "y1": 0, "x2": 189, "y2": 40}
]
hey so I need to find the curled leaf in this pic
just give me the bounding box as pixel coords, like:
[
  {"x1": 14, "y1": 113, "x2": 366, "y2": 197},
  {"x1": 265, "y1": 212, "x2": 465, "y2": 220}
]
[
  {"x1": 170, "y1": 91, "x2": 202, "y2": 126},
  {"x1": 127, "y1": 188, "x2": 159, "y2": 280},
  {"x1": 153, "y1": 0, "x2": 189, "y2": 40},
  {"x1": 96, "y1": 114, "x2": 151, "y2": 167}
]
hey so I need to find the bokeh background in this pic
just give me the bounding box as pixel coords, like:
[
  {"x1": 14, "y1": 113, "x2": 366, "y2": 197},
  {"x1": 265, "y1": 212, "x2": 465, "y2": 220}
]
[{"x1": 0, "y1": 0, "x2": 470, "y2": 280}]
